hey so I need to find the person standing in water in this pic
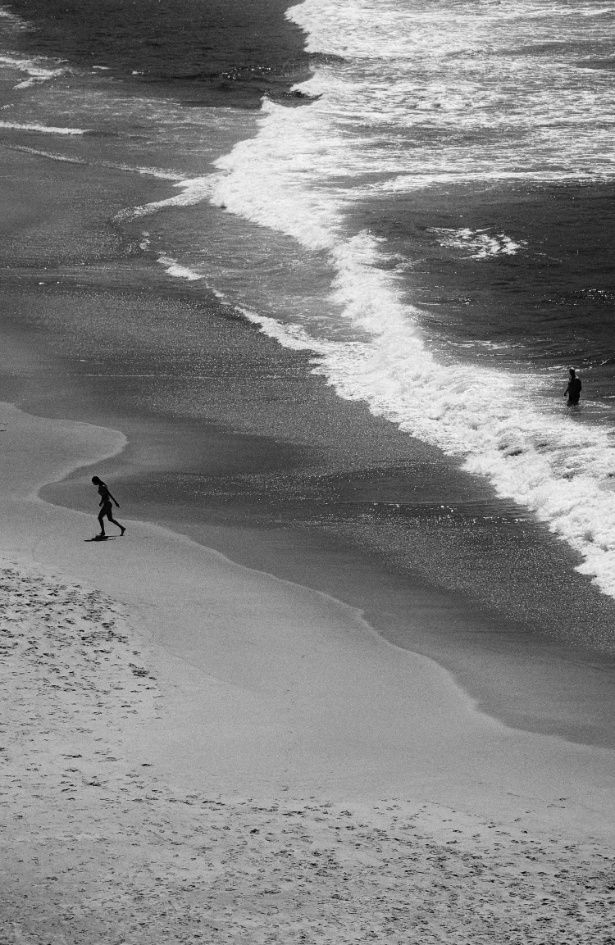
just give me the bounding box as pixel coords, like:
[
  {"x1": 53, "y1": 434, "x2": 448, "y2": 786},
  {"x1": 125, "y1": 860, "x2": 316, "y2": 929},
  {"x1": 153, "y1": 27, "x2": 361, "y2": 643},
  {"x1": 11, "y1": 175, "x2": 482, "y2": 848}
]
[
  {"x1": 565, "y1": 367, "x2": 582, "y2": 407},
  {"x1": 92, "y1": 476, "x2": 125, "y2": 538}
]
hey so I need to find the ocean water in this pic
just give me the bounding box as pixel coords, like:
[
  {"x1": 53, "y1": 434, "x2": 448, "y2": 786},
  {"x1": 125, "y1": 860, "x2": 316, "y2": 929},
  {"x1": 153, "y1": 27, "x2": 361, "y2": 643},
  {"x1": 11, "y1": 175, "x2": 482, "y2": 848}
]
[
  {"x1": 2, "y1": 0, "x2": 615, "y2": 608},
  {"x1": 205, "y1": 0, "x2": 615, "y2": 602}
]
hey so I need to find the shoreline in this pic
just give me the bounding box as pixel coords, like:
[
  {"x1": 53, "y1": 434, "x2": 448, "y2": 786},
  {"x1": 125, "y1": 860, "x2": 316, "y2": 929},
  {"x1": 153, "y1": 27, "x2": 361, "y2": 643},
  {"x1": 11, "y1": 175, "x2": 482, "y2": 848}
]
[
  {"x1": 2, "y1": 396, "x2": 615, "y2": 940},
  {"x1": 40, "y1": 432, "x2": 615, "y2": 753},
  {"x1": 2, "y1": 136, "x2": 615, "y2": 753}
]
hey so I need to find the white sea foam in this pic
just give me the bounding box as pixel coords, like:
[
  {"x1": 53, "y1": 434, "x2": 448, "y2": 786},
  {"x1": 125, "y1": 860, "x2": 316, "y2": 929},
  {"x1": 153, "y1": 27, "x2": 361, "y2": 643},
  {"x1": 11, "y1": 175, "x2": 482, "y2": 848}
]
[
  {"x1": 0, "y1": 144, "x2": 184, "y2": 181},
  {"x1": 0, "y1": 53, "x2": 66, "y2": 88},
  {"x1": 117, "y1": 176, "x2": 214, "y2": 221},
  {"x1": 380, "y1": 170, "x2": 605, "y2": 194},
  {"x1": 101, "y1": 162, "x2": 184, "y2": 182},
  {"x1": 0, "y1": 120, "x2": 86, "y2": 135},
  {"x1": 157, "y1": 254, "x2": 202, "y2": 281},
  {"x1": 431, "y1": 228, "x2": 526, "y2": 259},
  {"x1": 286, "y1": 0, "x2": 615, "y2": 184},
  {"x1": 0, "y1": 5, "x2": 27, "y2": 29},
  {"x1": 4, "y1": 144, "x2": 87, "y2": 164},
  {"x1": 205, "y1": 0, "x2": 615, "y2": 601}
]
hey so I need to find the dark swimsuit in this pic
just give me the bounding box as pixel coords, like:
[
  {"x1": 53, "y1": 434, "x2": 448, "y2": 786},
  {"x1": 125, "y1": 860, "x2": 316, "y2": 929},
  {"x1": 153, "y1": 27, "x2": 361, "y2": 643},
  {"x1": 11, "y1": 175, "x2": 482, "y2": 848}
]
[{"x1": 99, "y1": 486, "x2": 113, "y2": 515}]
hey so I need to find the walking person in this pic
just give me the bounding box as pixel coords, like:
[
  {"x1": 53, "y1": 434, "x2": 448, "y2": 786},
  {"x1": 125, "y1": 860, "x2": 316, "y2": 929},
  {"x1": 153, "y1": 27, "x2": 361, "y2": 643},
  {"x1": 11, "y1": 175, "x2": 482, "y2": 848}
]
[
  {"x1": 565, "y1": 367, "x2": 582, "y2": 407},
  {"x1": 92, "y1": 475, "x2": 125, "y2": 538}
]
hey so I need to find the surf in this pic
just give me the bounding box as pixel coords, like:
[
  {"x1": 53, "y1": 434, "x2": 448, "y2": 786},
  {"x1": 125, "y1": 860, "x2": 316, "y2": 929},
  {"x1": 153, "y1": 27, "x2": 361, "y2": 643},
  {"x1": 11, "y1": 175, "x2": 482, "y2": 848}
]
[{"x1": 204, "y1": 0, "x2": 615, "y2": 602}]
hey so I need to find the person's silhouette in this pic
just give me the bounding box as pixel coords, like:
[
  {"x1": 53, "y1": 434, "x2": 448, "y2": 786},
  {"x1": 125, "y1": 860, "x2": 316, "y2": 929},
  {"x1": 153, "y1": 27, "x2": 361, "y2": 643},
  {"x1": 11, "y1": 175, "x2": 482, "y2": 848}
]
[
  {"x1": 92, "y1": 476, "x2": 125, "y2": 538},
  {"x1": 565, "y1": 368, "x2": 582, "y2": 407}
]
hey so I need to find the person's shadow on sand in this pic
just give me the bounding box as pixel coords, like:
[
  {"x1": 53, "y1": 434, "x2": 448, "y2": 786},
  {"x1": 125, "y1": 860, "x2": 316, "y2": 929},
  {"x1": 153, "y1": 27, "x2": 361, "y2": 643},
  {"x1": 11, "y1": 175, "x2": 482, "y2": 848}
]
[{"x1": 84, "y1": 536, "x2": 116, "y2": 542}]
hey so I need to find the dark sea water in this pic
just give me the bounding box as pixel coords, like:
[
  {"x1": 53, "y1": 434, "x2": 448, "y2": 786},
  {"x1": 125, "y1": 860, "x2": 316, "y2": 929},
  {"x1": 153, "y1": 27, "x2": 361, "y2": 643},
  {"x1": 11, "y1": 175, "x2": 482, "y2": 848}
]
[
  {"x1": 1, "y1": 0, "x2": 310, "y2": 105},
  {"x1": 2, "y1": 0, "x2": 615, "y2": 739}
]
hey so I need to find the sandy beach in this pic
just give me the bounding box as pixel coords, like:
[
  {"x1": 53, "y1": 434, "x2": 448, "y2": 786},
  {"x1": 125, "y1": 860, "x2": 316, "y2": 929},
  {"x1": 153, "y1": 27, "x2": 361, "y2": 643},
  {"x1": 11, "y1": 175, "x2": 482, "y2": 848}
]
[{"x1": 1, "y1": 400, "x2": 615, "y2": 943}]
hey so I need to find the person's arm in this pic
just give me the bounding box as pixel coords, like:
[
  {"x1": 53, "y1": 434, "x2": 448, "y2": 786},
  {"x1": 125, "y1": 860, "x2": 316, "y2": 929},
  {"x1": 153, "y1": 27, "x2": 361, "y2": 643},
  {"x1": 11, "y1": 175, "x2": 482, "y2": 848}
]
[{"x1": 107, "y1": 490, "x2": 120, "y2": 508}]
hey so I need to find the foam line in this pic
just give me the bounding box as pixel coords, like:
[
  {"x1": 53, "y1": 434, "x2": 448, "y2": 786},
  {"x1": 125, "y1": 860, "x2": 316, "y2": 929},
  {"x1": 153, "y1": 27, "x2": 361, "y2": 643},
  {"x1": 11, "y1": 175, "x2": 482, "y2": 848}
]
[
  {"x1": 116, "y1": 176, "x2": 214, "y2": 221},
  {"x1": 0, "y1": 120, "x2": 86, "y2": 135}
]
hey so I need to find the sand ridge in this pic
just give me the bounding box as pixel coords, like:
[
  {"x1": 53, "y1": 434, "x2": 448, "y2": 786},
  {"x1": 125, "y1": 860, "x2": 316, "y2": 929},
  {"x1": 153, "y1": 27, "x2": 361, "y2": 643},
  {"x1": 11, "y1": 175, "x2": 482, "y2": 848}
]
[{"x1": 2, "y1": 561, "x2": 615, "y2": 944}]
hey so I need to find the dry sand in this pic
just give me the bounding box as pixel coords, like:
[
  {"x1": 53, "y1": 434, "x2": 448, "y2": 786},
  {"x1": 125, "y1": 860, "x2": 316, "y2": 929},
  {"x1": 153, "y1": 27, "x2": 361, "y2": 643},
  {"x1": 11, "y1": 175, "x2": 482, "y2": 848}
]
[{"x1": 1, "y1": 399, "x2": 614, "y2": 944}]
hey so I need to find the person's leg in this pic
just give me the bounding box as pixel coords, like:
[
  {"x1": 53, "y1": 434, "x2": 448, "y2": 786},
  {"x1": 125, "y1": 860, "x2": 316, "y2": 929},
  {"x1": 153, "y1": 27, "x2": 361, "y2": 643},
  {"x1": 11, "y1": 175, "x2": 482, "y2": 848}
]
[
  {"x1": 97, "y1": 509, "x2": 106, "y2": 536},
  {"x1": 108, "y1": 513, "x2": 125, "y2": 536}
]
